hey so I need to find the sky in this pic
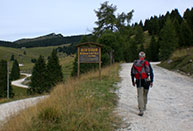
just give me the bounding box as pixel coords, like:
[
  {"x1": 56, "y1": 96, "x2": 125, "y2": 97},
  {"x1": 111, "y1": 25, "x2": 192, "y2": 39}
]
[{"x1": 0, "y1": 0, "x2": 193, "y2": 41}]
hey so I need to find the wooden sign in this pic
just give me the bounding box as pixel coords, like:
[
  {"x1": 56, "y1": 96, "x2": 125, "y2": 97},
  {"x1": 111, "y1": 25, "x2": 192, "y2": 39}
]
[
  {"x1": 79, "y1": 47, "x2": 99, "y2": 63},
  {"x1": 76, "y1": 42, "x2": 102, "y2": 80}
]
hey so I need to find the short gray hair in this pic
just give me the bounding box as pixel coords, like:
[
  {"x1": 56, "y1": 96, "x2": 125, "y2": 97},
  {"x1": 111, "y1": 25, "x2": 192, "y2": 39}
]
[{"x1": 139, "y1": 51, "x2": 145, "y2": 58}]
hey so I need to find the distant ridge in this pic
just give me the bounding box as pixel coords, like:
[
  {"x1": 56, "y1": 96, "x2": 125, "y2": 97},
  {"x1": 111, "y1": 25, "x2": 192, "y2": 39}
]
[
  {"x1": 0, "y1": 33, "x2": 87, "y2": 48},
  {"x1": 14, "y1": 33, "x2": 63, "y2": 44}
]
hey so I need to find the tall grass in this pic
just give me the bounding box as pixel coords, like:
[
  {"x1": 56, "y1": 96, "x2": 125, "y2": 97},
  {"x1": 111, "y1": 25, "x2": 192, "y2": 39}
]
[{"x1": 1, "y1": 63, "x2": 121, "y2": 131}]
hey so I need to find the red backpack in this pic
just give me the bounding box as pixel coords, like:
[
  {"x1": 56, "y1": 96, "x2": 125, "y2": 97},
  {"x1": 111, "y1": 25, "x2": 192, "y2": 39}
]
[{"x1": 132, "y1": 60, "x2": 150, "y2": 79}]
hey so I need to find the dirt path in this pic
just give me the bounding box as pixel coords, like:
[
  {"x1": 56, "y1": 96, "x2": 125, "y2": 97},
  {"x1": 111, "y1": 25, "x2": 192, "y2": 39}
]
[
  {"x1": 0, "y1": 96, "x2": 47, "y2": 127},
  {"x1": 11, "y1": 73, "x2": 31, "y2": 88},
  {"x1": 116, "y1": 63, "x2": 193, "y2": 131}
]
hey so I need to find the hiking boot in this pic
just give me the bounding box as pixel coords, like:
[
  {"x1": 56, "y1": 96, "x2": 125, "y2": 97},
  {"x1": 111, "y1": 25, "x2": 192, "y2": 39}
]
[{"x1": 138, "y1": 111, "x2": 144, "y2": 116}]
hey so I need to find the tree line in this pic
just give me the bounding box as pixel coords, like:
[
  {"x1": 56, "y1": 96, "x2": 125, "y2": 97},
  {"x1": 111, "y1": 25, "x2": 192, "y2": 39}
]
[{"x1": 71, "y1": 1, "x2": 193, "y2": 76}]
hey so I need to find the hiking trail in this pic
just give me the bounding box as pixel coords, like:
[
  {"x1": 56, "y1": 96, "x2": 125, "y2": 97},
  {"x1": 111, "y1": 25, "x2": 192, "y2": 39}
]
[{"x1": 116, "y1": 63, "x2": 193, "y2": 131}]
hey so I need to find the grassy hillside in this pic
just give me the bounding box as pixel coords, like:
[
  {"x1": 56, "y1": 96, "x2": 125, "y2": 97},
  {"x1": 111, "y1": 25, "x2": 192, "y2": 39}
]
[
  {"x1": 14, "y1": 33, "x2": 63, "y2": 44},
  {"x1": 0, "y1": 33, "x2": 84, "y2": 48},
  {"x1": 159, "y1": 47, "x2": 193, "y2": 76},
  {"x1": 0, "y1": 44, "x2": 71, "y2": 73},
  {"x1": 1, "y1": 63, "x2": 121, "y2": 130}
]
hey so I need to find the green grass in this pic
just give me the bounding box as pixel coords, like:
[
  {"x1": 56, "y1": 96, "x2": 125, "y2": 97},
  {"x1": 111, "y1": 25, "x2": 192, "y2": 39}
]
[
  {"x1": 0, "y1": 44, "x2": 70, "y2": 72},
  {"x1": 0, "y1": 45, "x2": 75, "y2": 80},
  {"x1": 1, "y1": 63, "x2": 122, "y2": 131},
  {"x1": 0, "y1": 86, "x2": 45, "y2": 104},
  {"x1": 0, "y1": 86, "x2": 27, "y2": 104},
  {"x1": 59, "y1": 56, "x2": 75, "y2": 80}
]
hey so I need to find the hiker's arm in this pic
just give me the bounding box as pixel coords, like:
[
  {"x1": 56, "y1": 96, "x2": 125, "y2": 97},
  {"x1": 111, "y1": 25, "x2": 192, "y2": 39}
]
[
  {"x1": 149, "y1": 64, "x2": 154, "y2": 83},
  {"x1": 131, "y1": 66, "x2": 135, "y2": 86}
]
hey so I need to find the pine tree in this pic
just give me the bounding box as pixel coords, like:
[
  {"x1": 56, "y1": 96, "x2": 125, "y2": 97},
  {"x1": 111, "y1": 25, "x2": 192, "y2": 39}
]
[
  {"x1": 128, "y1": 39, "x2": 138, "y2": 62},
  {"x1": 139, "y1": 20, "x2": 143, "y2": 29},
  {"x1": 0, "y1": 60, "x2": 14, "y2": 98},
  {"x1": 159, "y1": 18, "x2": 178, "y2": 60},
  {"x1": 10, "y1": 59, "x2": 20, "y2": 80},
  {"x1": 147, "y1": 36, "x2": 159, "y2": 61},
  {"x1": 170, "y1": 9, "x2": 183, "y2": 24},
  {"x1": 46, "y1": 49, "x2": 63, "y2": 90},
  {"x1": 179, "y1": 21, "x2": 193, "y2": 47},
  {"x1": 183, "y1": 8, "x2": 193, "y2": 32},
  {"x1": 134, "y1": 25, "x2": 144, "y2": 45},
  {"x1": 29, "y1": 56, "x2": 47, "y2": 94}
]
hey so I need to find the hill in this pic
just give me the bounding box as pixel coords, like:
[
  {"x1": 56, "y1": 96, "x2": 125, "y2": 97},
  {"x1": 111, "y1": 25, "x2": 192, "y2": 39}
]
[
  {"x1": 0, "y1": 33, "x2": 86, "y2": 48},
  {"x1": 0, "y1": 44, "x2": 73, "y2": 73},
  {"x1": 14, "y1": 33, "x2": 63, "y2": 44},
  {"x1": 159, "y1": 47, "x2": 193, "y2": 77},
  {"x1": 1, "y1": 63, "x2": 120, "y2": 130}
]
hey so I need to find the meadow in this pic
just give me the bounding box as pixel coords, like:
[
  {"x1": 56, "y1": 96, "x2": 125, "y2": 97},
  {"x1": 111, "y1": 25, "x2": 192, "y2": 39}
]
[{"x1": 1, "y1": 63, "x2": 121, "y2": 130}]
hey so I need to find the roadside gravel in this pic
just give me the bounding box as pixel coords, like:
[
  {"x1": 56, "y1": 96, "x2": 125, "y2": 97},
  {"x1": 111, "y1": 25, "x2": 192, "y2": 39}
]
[{"x1": 116, "y1": 63, "x2": 193, "y2": 131}]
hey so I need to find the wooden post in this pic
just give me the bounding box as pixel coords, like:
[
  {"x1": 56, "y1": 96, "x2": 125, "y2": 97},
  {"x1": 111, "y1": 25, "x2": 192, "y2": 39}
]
[
  {"x1": 7, "y1": 61, "x2": 9, "y2": 99},
  {"x1": 99, "y1": 47, "x2": 101, "y2": 80},
  {"x1": 77, "y1": 47, "x2": 80, "y2": 78}
]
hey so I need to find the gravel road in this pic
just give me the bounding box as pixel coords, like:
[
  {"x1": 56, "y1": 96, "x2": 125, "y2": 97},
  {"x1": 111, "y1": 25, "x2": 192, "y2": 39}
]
[
  {"x1": 116, "y1": 63, "x2": 193, "y2": 131},
  {"x1": 0, "y1": 96, "x2": 46, "y2": 127},
  {"x1": 11, "y1": 73, "x2": 31, "y2": 88}
]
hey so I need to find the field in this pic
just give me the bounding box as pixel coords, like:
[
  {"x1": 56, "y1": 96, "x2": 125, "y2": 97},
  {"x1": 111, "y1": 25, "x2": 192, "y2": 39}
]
[
  {"x1": 1, "y1": 63, "x2": 121, "y2": 130},
  {"x1": 0, "y1": 45, "x2": 75, "y2": 104},
  {"x1": 0, "y1": 44, "x2": 71, "y2": 73}
]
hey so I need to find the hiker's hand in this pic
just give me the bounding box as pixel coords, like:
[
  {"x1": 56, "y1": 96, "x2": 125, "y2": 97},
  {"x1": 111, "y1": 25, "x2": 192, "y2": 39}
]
[
  {"x1": 132, "y1": 82, "x2": 136, "y2": 87},
  {"x1": 150, "y1": 82, "x2": 153, "y2": 87}
]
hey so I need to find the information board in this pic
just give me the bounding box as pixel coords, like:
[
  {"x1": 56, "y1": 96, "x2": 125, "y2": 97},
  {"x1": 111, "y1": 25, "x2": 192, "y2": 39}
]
[{"x1": 79, "y1": 47, "x2": 99, "y2": 63}]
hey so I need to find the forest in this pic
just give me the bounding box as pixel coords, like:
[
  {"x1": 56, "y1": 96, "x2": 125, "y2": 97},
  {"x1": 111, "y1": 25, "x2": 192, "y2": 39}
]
[{"x1": 71, "y1": 2, "x2": 193, "y2": 75}]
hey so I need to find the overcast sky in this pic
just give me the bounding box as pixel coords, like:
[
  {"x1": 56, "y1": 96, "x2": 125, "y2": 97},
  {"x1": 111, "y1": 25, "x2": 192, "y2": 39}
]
[{"x1": 0, "y1": 0, "x2": 192, "y2": 41}]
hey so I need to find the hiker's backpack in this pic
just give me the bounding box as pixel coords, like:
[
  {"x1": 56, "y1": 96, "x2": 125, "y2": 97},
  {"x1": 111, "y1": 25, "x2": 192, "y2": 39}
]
[{"x1": 132, "y1": 60, "x2": 150, "y2": 79}]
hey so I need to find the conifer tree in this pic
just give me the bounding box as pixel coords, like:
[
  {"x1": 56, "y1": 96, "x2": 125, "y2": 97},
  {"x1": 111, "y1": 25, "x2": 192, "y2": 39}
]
[
  {"x1": 159, "y1": 18, "x2": 178, "y2": 60},
  {"x1": 29, "y1": 56, "x2": 47, "y2": 94},
  {"x1": 139, "y1": 44, "x2": 144, "y2": 53},
  {"x1": 170, "y1": 9, "x2": 183, "y2": 24},
  {"x1": 10, "y1": 59, "x2": 20, "y2": 80},
  {"x1": 128, "y1": 39, "x2": 138, "y2": 62},
  {"x1": 139, "y1": 20, "x2": 143, "y2": 29},
  {"x1": 0, "y1": 60, "x2": 14, "y2": 98},
  {"x1": 183, "y1": 8, "x2": 193, "y2": 32},
  {"x1": 147, "y1": 36, "x2": 159, "y2": 61},
  {"x1": 179, "y1": 21, "x2": 193, "y2": 47},
  {"x1": 134, "y1": 25, "x2": 144, "y2": 45},
  {"x1": 46, "y1": 49, "x2": 63, "y2": 90}
]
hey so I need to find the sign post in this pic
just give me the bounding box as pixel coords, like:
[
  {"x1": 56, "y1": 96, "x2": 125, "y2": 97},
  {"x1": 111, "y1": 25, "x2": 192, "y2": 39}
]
[{"x1": 76, "y1": 42, "x2": 102, "y2": 80}]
